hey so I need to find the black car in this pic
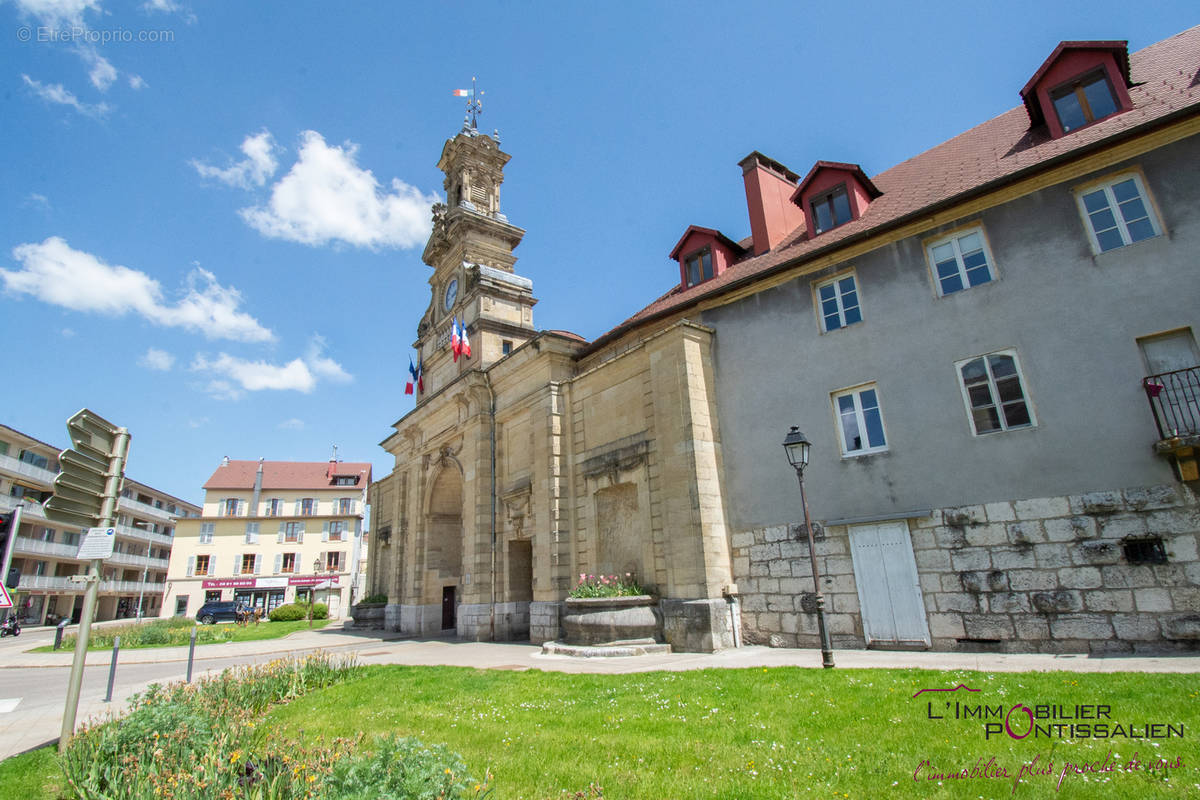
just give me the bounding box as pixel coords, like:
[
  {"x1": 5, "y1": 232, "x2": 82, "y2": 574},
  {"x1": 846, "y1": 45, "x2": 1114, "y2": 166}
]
[{"x1": 195, "y1": 601, "x2": 245, "y2": 624}]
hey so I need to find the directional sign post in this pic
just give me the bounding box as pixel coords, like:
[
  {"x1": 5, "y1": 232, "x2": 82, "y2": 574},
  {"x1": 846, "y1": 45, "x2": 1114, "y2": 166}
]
[{"x1": 42, "y1": 409, "x2": 130, "y2": 753}]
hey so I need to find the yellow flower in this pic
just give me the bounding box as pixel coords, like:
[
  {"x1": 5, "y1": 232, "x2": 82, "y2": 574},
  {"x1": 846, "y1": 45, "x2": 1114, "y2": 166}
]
[
  {"x1": 307, "y1": 774, "x2": 317, "y2": 783},
  {"x1": 230, "y1": 751, "x2": 242, "y2": 763},
  {"x1": 445, "y1": 768, "x2": 452, "y2": 774}
]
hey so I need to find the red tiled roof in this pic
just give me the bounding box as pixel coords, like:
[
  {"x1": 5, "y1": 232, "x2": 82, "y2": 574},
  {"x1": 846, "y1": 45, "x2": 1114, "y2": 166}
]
[
  {"x1": 203, "y1": 460, "x2": 373, "y2": 491},
  {"x1": 585, "y1": 26, "x2": 1200, "y2": 355}
]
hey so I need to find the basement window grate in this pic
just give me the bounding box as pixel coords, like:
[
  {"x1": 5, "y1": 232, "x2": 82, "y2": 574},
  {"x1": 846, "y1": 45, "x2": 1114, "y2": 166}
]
[{"x1": 1123, "y1": 536, "x2": 1167, "y2": 565}]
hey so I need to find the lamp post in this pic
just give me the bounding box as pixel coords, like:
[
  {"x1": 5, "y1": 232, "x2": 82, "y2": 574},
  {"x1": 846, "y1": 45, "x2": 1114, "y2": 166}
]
[
  {"x1": 782, "y1": 427, "x2": 835, "y2": 669},
  {"x1": 309, "y1": 557, "x2": 321, "y2": 629},
  {"x1": 132, "y1": 521, "x2": 154, "y2": 620}
]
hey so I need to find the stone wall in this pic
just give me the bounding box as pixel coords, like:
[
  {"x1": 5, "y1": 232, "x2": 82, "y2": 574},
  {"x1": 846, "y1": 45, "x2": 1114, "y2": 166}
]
[{"x1": 731, "y1": 484, "x2": 1200, "y2": 654}]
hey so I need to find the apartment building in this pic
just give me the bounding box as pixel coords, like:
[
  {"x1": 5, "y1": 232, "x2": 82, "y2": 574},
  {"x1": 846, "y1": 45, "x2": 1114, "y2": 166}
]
[
  {"x1": 164, "y1": 458, "x2": 371, "y2": 620},
  {"x1": 0, "y1": 423, "x2": 199, "y2": 625}
]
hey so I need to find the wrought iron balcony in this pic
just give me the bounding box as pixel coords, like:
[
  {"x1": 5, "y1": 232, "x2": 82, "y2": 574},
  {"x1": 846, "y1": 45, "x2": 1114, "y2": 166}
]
[{"x1": 1143, "y1": 367, "x2": 1200, "y2": 481}]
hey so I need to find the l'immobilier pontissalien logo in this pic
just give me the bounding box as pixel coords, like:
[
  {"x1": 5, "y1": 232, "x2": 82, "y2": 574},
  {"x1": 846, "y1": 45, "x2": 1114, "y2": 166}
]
[{"x1": 909, "y1": 684, "x2": 1185, "y2": 793}]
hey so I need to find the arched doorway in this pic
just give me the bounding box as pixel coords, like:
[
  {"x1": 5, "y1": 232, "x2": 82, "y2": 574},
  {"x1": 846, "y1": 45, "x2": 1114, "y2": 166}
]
[{"x1": 427, "y1": 465, "x2": 464, "y2": 630}]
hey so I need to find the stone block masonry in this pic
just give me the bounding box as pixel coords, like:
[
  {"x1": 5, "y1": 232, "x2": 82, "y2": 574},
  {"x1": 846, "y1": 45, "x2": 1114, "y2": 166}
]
[{"x1": 730, "y1": 484, "x2": 1200, "y2": 654}]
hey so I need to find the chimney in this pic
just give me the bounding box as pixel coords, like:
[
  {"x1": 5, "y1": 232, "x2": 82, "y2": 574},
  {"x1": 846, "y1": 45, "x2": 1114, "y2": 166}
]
[
  {"x1": 251, "y1": 458, "x2": 264, "y2": 510},
  {"x1": 221, "y1": 455, "x2": 230, "y2": 467},
  {"x1": 739, "y1": 151, "x2": 805, "y2": 256}
]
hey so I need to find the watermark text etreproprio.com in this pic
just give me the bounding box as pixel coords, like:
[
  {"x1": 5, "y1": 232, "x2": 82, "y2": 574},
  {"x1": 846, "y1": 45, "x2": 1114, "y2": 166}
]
[{"x1": 16, "y1": 25, "x2": 175, "y2": 44}]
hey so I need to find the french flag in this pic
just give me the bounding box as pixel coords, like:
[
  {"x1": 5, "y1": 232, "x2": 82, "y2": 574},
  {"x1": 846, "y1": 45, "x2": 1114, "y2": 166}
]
[
  {"x1": 459, "y1": 319, "x2": 471, "y2": 359},
  {"x1": 451, "y1": 317, "x2": 461, "y2": 362},
  {"x1": 405, "y1": 357, "x2": 418, "y2": 395}
]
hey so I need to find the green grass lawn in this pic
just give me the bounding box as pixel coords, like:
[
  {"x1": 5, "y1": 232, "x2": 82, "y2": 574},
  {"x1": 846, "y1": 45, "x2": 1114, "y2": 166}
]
[
  {"x1": 29, "y1": 617, "x2": 332, "y2": 652},
  {"x1": 266, "y1": 665, "x2": 1200, "y2": 800},
  {"x1": 5, "y1": 665, "x2": 1197, "y2": 799}
]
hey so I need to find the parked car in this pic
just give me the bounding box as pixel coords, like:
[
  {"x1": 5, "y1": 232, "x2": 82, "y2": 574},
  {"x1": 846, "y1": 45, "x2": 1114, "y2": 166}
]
[{"x1": 195, "y1": 601, "x2": 245, "y2": 624}]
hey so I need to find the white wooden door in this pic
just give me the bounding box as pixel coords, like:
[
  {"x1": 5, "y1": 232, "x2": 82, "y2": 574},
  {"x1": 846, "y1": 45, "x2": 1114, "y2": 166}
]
[{"x1": 848, "y1": 521, "x2": 930, "y2": 647}]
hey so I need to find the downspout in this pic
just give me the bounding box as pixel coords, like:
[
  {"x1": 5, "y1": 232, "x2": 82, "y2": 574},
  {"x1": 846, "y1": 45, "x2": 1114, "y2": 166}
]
[{"x1": 483, "y1": 370, "x2": 497, "y2": 641}]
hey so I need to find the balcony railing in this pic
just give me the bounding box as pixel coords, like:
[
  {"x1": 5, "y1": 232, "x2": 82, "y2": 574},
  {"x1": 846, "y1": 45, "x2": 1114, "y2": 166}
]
[
  {"x1": 15, "y1": 575, "x2": 166, "y2": 595},
  {"x1": 1143, "y1": 367, "x2": 1200, "y2": 440},
  {"x1": 115, "y1": 523, "x2": 174, "y2": 547},
  {"x1": 0, "y1": 453, "x2": 57, "y2": 486},
  {"x1": 100, "y1": 580, "x2": 165, "y2": 595},
  {"x1": 118, "y1": 496, "x2": 177, "y2": 522},
  {"x1": 0, "y1": 495, "x2": 48, "y2": 519},
  {"x1": 16, "y1": 575, "x2": 76, "y2": 592},
  {"x1": 108, "y1": 551, "x2": 170, "y2": 570},
  {"x1": 12, "y1": 536, "x2": 79, "y2": 560}
]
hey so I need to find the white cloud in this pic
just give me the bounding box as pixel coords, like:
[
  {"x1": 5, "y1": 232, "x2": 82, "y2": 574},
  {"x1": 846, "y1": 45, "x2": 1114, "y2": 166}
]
[
  {"x1": 128, "y1": 74, "x2": 147, "y2": 90},
  {"x1": 61, "y1": 327, "x2": 75, "y2": 338},
  {"x1": 141, "y1": 0, "x2": 178, "y2": 10},
  {"x1": 21, "y1": 74, "x2": 111, "y2": 118},
  {"x1": 278, "y1": 418, "x2": 305, "y2": 430},
  {"x1": 190, "y1": 337, "x2": 352, "y2": 399},
  {"x1": 77, "y1": 46, "x2": 117, "y2": 91},
  {"x1": 305, "y1": 334, "x2": 352, "y2": 383},
  {"x1": 240, "y1": 130, "x2": 438, "y2": 250},
  {"x1": 187, "y1": 416, "x2": 209, "y2": 428},
  {"x1": 139, "y1": 347, "x2": 174, "y2": 371},
  {"x1": 12, "y1": 0, "x2": 99, "y2": 28},
  {"x1": 0, "y1": 237, "x2": 274, "y2": 342},
  {"x1": 192, "y1": 130, "x2": 279, "y2": 190},
  {"x1": 24, "y1": 193, "x2": 51, "y2": 210}
]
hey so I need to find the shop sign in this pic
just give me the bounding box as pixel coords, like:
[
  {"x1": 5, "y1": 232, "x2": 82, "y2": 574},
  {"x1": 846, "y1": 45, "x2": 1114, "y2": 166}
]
[
  {"x1": 287, "y1": 575, "x2": 341, "y2": 587},
  {"x1": 201, "y1": 578, "x2": 256, "y2": 589}
]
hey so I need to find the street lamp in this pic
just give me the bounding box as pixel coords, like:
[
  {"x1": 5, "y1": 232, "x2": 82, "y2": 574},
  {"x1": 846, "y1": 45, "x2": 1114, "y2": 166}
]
[
  {"x1": 132, "y1": 521, "x2": 155, "y2": 620},
  {"x1": 309, "y1": 557, "x2": 321, "y2": 629},
  {"x1": 782, "y1": 427, "x2": 835, "y2": 669}
]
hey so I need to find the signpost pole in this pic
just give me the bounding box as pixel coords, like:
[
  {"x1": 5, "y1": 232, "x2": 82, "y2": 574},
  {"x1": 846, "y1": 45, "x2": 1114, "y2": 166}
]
[{"x1": 58, "y1": 428, "x2": 129, "y2": 753}]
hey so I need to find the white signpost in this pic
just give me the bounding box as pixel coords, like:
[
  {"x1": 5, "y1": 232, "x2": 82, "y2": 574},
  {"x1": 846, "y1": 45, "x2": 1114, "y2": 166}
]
[{"x1": 77, "y1": 527, "x2": 117, "y2": 561}]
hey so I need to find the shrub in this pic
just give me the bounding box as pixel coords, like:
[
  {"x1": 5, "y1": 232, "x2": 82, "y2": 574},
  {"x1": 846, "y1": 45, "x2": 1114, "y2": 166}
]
[
  {"x1": 360, "y1": 594, "x2": 388, "y2": 604},
  {"x1": 311, "y1": 602, "x2": 329, "y2": 620},
  {"x1": 60, "y1": 653, "x2": 360, "y2": 800},
  {"x1": 321, "y1": 734, "x2": 488, "y2": 800},
  {"x1": 268, "y1": 603, "x2": 307, "y2": 622}
]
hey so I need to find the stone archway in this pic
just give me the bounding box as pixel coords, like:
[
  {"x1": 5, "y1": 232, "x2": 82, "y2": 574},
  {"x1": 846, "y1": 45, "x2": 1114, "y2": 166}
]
[{"x1": 427, "y1": 465, "x2": 464, "y2": 629}]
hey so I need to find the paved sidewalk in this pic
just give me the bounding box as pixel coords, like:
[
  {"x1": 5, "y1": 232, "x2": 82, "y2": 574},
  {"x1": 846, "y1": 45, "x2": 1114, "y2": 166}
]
[{"x1": 1, "y1": 625, "x2": 1197, "y2": 762}]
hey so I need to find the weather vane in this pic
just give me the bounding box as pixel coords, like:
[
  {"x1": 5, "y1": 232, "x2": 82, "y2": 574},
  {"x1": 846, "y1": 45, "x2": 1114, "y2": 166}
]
[{"x1": 453, "y1": 77, "x2": 484, "y2": 130}]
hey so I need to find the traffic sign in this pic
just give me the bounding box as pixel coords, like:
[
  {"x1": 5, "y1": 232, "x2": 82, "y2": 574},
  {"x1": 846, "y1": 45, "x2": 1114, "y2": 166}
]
[
  {"x1": 77, "y1": 527, "x2": 116, "y2": 560},
  {"x1": 0, "y1": 584, "x2": 11, "y2": 609},
  {"x1": 44, "y1": 410, "x2": 122, "y2": 529}
]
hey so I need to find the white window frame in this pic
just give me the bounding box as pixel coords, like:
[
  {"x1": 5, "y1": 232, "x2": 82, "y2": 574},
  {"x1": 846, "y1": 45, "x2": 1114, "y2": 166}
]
[
  {"x1": 194, "y1": 554, "x2": 211, "y2": 577},
  {"x1": 831, "y1": 383, "x2": 889, "y2": 457},
  {"x1": 925, "y1": 225, "x2": 996, "y2": 297},
  {"x1": 1075, "y1": 172, "x2": 1162, "y2": 255},
  {"x1": 813, "y1": 271, "x2": 863, "y2": 333},
  {"x1": 198, "y1": 522, "x2": 214, "y2": 545},
  {"x1": 955, "y1": 350, "x2": 1037, "y2": 436}
]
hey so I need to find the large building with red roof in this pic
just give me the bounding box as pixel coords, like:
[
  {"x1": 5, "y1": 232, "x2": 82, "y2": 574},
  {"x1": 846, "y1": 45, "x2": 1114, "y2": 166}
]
[
  {"x1": 164, "y1": 457, "x2": 371, "y2": 619},
  {"x1": 369, "y1": 26, "x2": 1200, "y2": 653}
]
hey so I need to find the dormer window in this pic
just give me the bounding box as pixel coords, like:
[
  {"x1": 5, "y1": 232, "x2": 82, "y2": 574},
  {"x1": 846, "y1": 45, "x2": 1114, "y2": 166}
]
[
  {"x1": 1050, "y1": 69, "x2": 1119, "y2": 133},
  {"x1": 810, "y1": 185, "x2": 853, "y2": 235},
  {"x1": 684, "y1": 248, "x2": 714, "y2": 288}
]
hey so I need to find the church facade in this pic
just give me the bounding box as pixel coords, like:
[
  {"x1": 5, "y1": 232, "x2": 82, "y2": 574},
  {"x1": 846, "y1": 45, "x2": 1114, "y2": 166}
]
[{"x1": 367, "y1": 123, "x2": 739, "y2": 651}]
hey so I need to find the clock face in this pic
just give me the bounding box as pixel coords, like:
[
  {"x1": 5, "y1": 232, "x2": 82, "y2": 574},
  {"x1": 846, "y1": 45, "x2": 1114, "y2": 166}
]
[{"x1": 443, "y1": 278, "x2": 458, "y2": 311}]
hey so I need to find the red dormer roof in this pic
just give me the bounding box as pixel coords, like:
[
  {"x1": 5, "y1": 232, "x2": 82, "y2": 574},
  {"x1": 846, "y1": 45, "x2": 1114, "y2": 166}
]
[
  {"x1": 668, "y1": 225, "x2": 746, "y2": 260},
  {"x1": 1020, "y1": 40, "x2": 1132, "y2": 127},
  {"x1": 791, "y1": 161, "x2": 883, "y2": 205}
]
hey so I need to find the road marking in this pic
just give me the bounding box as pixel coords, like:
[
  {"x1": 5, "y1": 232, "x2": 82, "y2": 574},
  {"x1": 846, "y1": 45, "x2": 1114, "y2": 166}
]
[{"x1": 0, "y1": 699, "x2": 20, "y2": 713}]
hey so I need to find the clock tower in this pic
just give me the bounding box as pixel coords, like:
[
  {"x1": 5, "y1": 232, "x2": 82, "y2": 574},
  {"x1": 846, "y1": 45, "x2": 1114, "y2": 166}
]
[{"x1": 415, "y1": 118, "x2": 537, "y2": 400}]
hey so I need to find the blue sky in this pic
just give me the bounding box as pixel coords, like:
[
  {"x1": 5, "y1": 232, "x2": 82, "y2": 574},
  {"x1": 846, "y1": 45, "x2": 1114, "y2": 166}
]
[{"x1": 1, "y1": 1, "x2": 1194, "y2": 504}]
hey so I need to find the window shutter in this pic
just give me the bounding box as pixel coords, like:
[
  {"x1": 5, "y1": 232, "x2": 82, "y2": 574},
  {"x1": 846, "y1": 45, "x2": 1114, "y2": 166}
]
[
  {"x1": 278, "y1": 522, "x2": 285, "y2": 543},
  {"x1": 233, "y1": 557, "x2": 240, "y2": 577},
  {"x1": 350, "y1": 499, "x2": 356, "y2": 514},
  {"x1": 186, "y1": 556, "x2": 194, "y2": 577},
  {"x1": 254, "y1": 554, "x2": 262, "y2": 575},
  {"x1": 274, "y1": 553, "x2": 282, "y2": 574},
  {"x1": 238, "y1": 499, "x2": 246, "y2": 517},
  {"x1": 294, "y1": 499, "x2": 301, "y2": 516},
  {"x1": 298, "y1": 522, "x2": 305, "y2": 544},
  {"x1": 322, "y1": 522, "x2": 329, "y2": 542}
]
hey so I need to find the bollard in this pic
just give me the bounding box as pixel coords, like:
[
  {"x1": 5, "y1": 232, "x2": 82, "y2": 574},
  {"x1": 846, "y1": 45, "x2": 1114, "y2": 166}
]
[
  {"x1": 186, "y1": 627, "x2": 197, "y2": 683},
  {"x1": 54, "y1": 619, "x2": 68, "y2": 650},
  {"x1": 104, "y1": 636, "x2": 120, "y2": 702}
]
